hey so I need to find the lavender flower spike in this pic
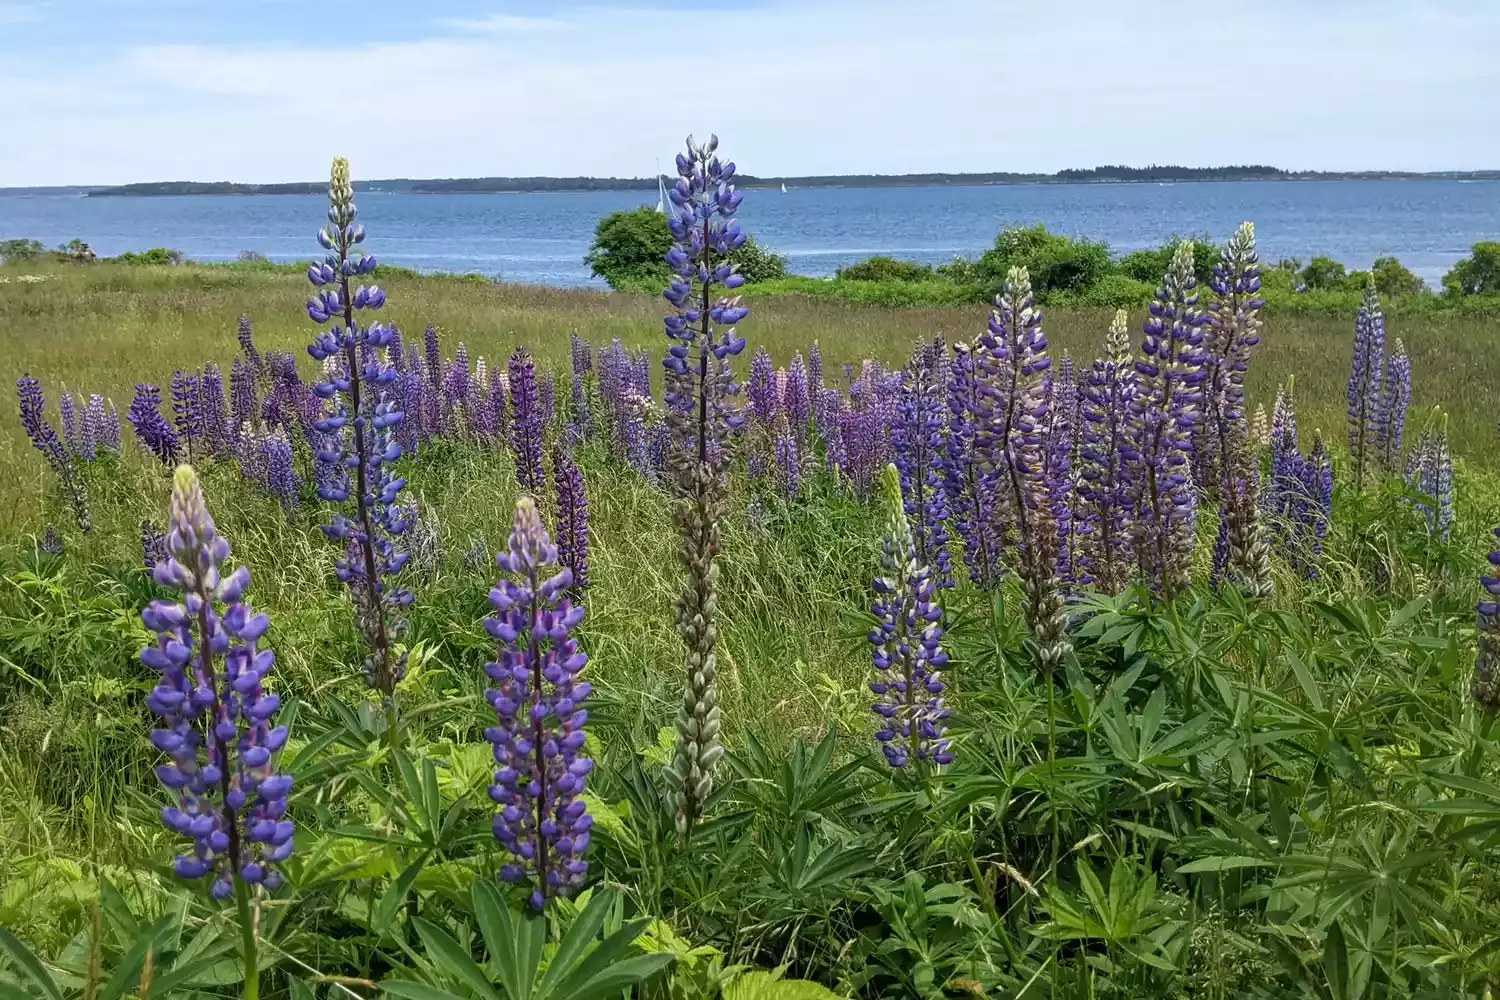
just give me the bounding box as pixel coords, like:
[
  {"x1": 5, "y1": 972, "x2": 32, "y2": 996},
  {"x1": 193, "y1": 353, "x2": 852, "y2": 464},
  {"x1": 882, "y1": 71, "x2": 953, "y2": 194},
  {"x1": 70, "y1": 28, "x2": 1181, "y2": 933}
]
[
  {"x1": 1476, "y1": 518, "x2": 1500, "y2": 715},
  {"x1": 1077, "y1": 311, "x2": 1135, "y2": 595},
  {"x1": 1378, "y1": 337, "x2": 1412, "y2": 473},
  {"x1": 305, "y1": 157, "x2": 413, "y2": 710},
  {"x1": 661, "y1": 133, "x2": 747, "y2": 837},
  {"x1": 484, "y1": 496, "x2": 593, "y2": 911},
  {"x1": 144, "y1": 466, "x2": 292, "y2": 899},
  {"x1": 510, "y1": 348, "x2": 545, "y2": 489},
  {"x1": 128, "y1": 383, "x2": 181, "y2": 466},
  {"x1": 893, "y1": 342, "x2": 953, "y2": 589},
  {"x1": 1346, "y1": 274, "x2": 1386, "y2": 490},
  {"x1": 17, "y1": 374, "x2": 92, "y2": 533},
  {"x1": 869, "y1": 464, "x2": 952, "y2": 770}
]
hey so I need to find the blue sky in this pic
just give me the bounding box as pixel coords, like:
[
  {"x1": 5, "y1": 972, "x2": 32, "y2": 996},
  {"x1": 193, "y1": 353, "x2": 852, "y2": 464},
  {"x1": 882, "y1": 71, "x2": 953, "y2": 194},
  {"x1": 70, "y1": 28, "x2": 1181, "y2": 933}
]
[{"x1": 1, "y1": 0, "x2": 1496, "y2": 186}]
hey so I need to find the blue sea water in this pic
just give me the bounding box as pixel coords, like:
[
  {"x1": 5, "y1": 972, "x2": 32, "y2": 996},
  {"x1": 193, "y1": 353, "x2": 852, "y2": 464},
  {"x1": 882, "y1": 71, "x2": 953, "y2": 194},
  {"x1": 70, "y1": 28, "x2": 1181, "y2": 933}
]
[{"x1": 1, "y1": 179, "x2": 1496, "y2": 288}]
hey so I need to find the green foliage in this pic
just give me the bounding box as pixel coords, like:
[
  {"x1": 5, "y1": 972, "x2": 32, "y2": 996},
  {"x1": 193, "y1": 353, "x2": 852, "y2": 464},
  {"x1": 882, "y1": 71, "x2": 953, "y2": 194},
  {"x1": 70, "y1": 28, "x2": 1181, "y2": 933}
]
[
  {"x1": 1443, "y1": 240, "x2": 1500, "y2": 296},
  {"x1": 1369, "y1": 255, "x2": 1427, "y2": 296},
  {"x1": 744, "y1": 276, "x2": 982, "y2": 307},
  {"x1": 976, "y1": 224, "x2": 1112, "y2": 298},
  {"x1": 113, "y1": 248, "x2": 184, "y2": 266},
  {"x1": 585, "y1": 207, "x2": 675, "y2": 291},
  {"x1": 835, "y1": 257, "x2": 933, "y2": 283},
  {"x1": 585, "y1": 208, "x2": 784, "y2": 291},
  {"x1": 0, "y1": 239, "x2": 44, "y2": 263},
  {"x1": 1116, "y1": 236, "x2": 1218, "y2": 286},
  {"x1": 1046, "y1": 272, "x2": 1156, "y2": 309},
  {"x1": 1300, "y1": 254, "x2": 1349, "y2": 290}
]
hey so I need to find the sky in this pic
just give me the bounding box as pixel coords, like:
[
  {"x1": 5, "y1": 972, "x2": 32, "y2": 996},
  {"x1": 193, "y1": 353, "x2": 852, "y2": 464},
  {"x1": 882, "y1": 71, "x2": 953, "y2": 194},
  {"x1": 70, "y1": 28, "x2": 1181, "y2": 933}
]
[{"x1": 0, "y1": 0, "x2": 1496, "y2": 187}]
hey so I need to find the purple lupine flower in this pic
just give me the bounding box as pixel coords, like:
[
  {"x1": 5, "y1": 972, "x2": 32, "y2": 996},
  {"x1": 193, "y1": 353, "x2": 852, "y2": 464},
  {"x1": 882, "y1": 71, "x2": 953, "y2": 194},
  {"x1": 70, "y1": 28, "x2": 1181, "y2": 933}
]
[
  {"x1": 60, "y1": 389, "x2": 80, "y2": 458},
  {"x1": 869, "y1": 464, "x2": 951, "y2": 769},
  {"x1": 1126, "y1": 242, "x2": 1207, "y2": 596},
  {"x1": 570, "y1": 333, "x2": 592, "y2": 440},
  {"x1": 1204, "y1": 223, "x2": 1273, "y2": 596},
  {"x1": 622, "y1": 389, "x2": 652, "y2": 475},
  {"x1": 1263, "y1": 379, "x2": 1329, "y2": 576},
  {"x1": 441, "y1": 343, "x2": 473, "y2": 431},
  {"x1": 976, "y1": 267, "x2": 1070, "y2": 669},
  {"x1": 81, "y1": 393, "x2": 111, "y2": 460},
  {"x1": 1378, "y1": 338, "x2": 1412, "y2": 474},
  {"x1": 1043, "y1": 367, "x2": 1078, "y2": 588},
  {"x1": 483, "y1": 496, "x2": 593, "y2": 911},
  {"x1": 1301, "y1": 431, "x2": 1334, "y2": 567},
  {"x1": 893, "y1": 343, "x2": 953, "y2": 589},
  {"x1": 774, "y1": 418, "x2": 800, "y2": 500},
  {"x1": 40, "y1": 525, "x2": 63, "y2": 557},
  {"x1": 785, "y1": 353, "x2": 811, "y2": 442},
  {"x1": 809, "y1": 340, "x2": 824, "y2": 399},
  {"x1": 661, "y1": 133, "x2": 747, "y2": 836},
  {"x1": 486, "y1": 367, "x2": 508, "y2": 447},
  {"x1": 171, "y1": 370, "x2": 203, "y2": 461},
  {"x1": 424, "y1": 325, "x2": 443, "y2": 390},
  {"x1": 819, "y1": 386, "x2": 846, "y2": 476},
  {"x1": 1346, "y1": 275, "x2": 1386, "y2": 489},
  {"x1": 571, "y1": 332, "x2": 593, "y2": 378},
  {"x1": 1077, "y1": 311, "x2": 1136, "y2": 594},
  {"x1": 748, "y1": 346, "x2": 778, "y2": 426},
  {"x1": 200, "y1": 363, "x2": 229, "y2": 457},
  {"x1": 1475, "y1": 516, "x2": 1500, "y2": 715},
  {"x1": 1406, "y1": 410, "x2": 1454, "y2": 543},
  {"x1": 18, "y1": 374, "x2": 92, "y2": 532},
  {"x1": 305, "y1": 157, "x2": 413, "y2": 702},
  {"x1": 142, "y1": 518, "x2": 166, "y2": 572},
  {"x1": 144, "y1": 466, "x2": 291, "y2": 900},
  {"x1": 103, "y1": 398, "x2": 122, "y2": 451},
  {"x1": 552, "y1": 442, "x2": 590, "y2": 593},
  {"x1": 259, "y1": 428, "x2": 298, "y2": 511},
  {"x1": 237, "y1": 315, "x2": 263, "y2": 377},
  {"x1": 128, "y1": 383, "x2": 181, "y2": 466},
  {"x1": 509, "y1": 348, "x2": 545, "y2": 490},
  {"x1": 944, "y1": 342, "x2": 1001, "y2": 587},
  {"x1": 230, "y1": 357, "x2": 256, "y2": 448}
]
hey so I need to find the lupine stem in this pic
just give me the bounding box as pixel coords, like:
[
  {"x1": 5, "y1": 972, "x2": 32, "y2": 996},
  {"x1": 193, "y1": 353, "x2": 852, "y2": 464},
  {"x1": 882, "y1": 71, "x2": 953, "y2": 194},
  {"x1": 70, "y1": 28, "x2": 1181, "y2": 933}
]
[{"x1": 235, "y1": 881, "x2": 258, "y2": 1000}]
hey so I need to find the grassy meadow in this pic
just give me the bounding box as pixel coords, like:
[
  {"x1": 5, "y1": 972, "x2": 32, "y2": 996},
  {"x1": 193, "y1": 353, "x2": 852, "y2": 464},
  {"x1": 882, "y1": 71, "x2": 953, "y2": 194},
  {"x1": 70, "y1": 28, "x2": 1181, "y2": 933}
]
[{"x1": 4, "y1": 252, "x2": 1500, "y2": 998}]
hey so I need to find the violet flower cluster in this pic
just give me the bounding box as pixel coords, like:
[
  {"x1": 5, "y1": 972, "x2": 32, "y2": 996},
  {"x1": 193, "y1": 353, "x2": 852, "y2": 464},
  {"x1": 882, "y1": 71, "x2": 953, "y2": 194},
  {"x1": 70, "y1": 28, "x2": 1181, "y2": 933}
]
[
  {"x1": 304, "y1": 156, "x2": 413, "y2": 700},
  {"x1": 1126, "y1": 242, "x2": 1206, "y2": 596},
  {"x1": 1406, "y1": 409, "x2": 1454, "y2": 543},
  {"x1": 892, "y1": 342, "x2": 953, "y2": 589},
  {"x1": 1346, "y1": 276, "x2": 1387, "y2": 489},
  {"x1": 143, "y1": 466, "x2": 292, "y2": 899},
  {"x1": 869, "y1": 463, "x2": 951, "y2": 769},
  {"x1": 509, "y1": 348, "x2": 545, "y2": 490},
  {"x1": 660, "y1": 133, "x2": 746, "y2": 836},
  {"x1": 1475, "y1": 519, "x2": 1500, "y2": 716},
  {"x1": 1378, "y1": 338, "x2": 1412, "y2": 474},
  {"x1": 18, "y1": 374, "x2": 93, "y2": 533},
  {"x1": 1263, "y1": 380, "x2": 1333, "y2": 577},
  {"x1": 943, "y1": 342, "x2": 1000, "y2": 588},
  {"x1": 129, "y1": 383, "x2": 181, "y2": 466},
  {"x1": 483, "y1": 496, "x2": 593, "y2": 911},
  {"x1": 1076, "y1": 311, "x2": 1136, "y2": 594}
]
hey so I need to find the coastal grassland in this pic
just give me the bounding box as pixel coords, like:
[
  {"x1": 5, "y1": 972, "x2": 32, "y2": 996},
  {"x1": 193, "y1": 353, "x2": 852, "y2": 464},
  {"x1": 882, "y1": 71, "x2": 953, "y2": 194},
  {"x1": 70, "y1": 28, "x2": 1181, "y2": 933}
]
[{"x1": 2, "y1": 262, "x2": 1497, "y2": 510}]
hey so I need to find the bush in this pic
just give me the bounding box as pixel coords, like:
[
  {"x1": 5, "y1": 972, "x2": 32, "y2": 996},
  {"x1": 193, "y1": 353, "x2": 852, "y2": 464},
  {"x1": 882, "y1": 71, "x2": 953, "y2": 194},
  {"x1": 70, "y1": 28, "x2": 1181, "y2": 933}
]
[
  {"x1": 1368, "y1": 256, "x2": 1426, "y2": 296},
  {"x1": 1, "y1": 238, "x2": 44, "y2": 263},
  {"x1": 977, "y1": 225, "x2": 1112, "y2": 299},
  {"x1": 1443, "y1": 241, "x2": 1500, "y2": 296},
  {"x1": 115, "y1": 248, "x2": 184, "y2": 266},
  {"x1": 1300, "y1": 255, "x2": 1348, "y2": 290},
  {"x1": 1048, "y1": 273, "x2": 1156, "y2": 309},
  {"x1": 585, "y1": 207, "x2": 785, "y2": 291},
  {"x1": 935, "y1": 255, "x2": 982, "y2": 285},
  {"x1": 1117, "y1": 236, "x2": 1218, "y2": 287},
  {"x1": 836, "y1": 256, "x2": 933, "y2": 282}
]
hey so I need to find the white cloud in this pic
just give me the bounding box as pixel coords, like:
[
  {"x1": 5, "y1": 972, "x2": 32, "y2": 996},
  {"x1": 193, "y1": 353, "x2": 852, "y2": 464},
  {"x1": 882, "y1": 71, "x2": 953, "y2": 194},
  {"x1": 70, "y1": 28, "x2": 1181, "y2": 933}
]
[{"x1": 2, "y1": 0, "x2": 1498, "y2": 185}]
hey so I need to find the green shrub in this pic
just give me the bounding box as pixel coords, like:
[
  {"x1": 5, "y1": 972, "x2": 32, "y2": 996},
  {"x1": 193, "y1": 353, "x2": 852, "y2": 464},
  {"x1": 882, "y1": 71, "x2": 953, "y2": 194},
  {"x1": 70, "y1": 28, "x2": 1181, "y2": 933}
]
[
  {"x1": 1369, "y1": 256, "x2": 1427, "y2": 296},
  {"x1": 114, "y1": 248, "x2": 184, "y2": 266},
  {"x1": 1443, "y1": 241, "x2": 1500, "y2": 296},
  {"x1": 1048, "y1": 273, "x2": 1156, "y2": 309},
  {"x1": 836, "y1": 256, "x2": 933, "y2": 282},
  {"x1": 935, "y1": 255, "x2": 982, "y2": 285},
  {"x1": 1300, "y1": 254, "x2": 1348, "y2": 290},
  {"x1": 977, "y1": 224, "x2": 1112, "y2": 298},
  {"x1": 585, "y1": 207, "x2": 785, "y2": 291},
  {"x1": 1, "y1": 238, "x2": 44, "y2": 263},
  {"x1": 1116, "y1": 236, "x2": 1218, "y2": 286}
]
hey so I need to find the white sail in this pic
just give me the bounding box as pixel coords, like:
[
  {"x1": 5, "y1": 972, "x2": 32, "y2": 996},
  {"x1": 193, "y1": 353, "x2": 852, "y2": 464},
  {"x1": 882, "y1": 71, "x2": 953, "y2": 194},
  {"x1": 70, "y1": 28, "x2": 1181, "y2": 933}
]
[
  {"x1": 781, "y1": 182, "x2": 788, "y2": 193},
  {"x1": 656, "y1": 159, "x2": 668, "y2": 213}
]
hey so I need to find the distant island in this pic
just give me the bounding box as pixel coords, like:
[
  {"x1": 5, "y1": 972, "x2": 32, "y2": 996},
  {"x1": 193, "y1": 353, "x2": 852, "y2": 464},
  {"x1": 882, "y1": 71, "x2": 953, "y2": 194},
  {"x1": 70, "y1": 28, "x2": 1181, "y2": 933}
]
[{"x1": 2, "y1": 165, "x2": 1497, "y2": 197}]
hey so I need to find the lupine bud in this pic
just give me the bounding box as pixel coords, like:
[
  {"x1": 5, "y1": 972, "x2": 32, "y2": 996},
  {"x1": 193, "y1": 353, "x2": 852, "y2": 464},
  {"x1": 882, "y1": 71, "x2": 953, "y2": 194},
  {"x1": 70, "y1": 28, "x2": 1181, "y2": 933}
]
[
  {"x1": 484, "y1": 497, "x2": 593, "y2": 911},
  {"x1": 143, "y1": 466, "x2": 291, "y2": 898}
]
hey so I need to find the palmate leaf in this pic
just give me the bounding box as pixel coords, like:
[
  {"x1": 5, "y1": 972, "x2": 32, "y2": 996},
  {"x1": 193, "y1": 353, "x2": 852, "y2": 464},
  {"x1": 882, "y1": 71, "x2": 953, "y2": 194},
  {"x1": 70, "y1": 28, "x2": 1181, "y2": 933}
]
[{"x1": 723, "y1": 969, "x2": 846, "y2": 1000}]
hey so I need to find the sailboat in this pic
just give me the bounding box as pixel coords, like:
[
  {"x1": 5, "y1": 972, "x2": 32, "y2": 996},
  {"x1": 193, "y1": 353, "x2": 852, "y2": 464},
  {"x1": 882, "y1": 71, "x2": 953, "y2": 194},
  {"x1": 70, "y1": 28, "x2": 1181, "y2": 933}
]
[
  {"x1": 781, "y1": 181, "x2": 788, "y2": 193},
  {"x1": 656, "y1": 158, "x2": 668, "y2": 214}
]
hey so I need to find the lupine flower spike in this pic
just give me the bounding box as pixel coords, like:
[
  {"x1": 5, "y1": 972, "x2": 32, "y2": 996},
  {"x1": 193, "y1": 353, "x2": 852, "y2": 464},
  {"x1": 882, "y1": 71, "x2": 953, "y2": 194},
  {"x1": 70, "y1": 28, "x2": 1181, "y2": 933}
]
[
  {"x1": 143, "y1": 467, "x2": 287, "y2": 1000},
  {"x1": 661, "y1": 133, "x2": 747, "y2": 837},
  {"x1": 17, "y1": 374, "x2": 91, "y2": 532},
  {"x1": 1476, "y1": 484, "x2": 1500, "y2": 714},
  {"x1": 552, "y1": 442, "x2": 590, "y2": 594},
  {"x1": 1346, "y1": 275, "x2": 1386, "y2": 490},
  {"x1": 305, "y1": 157, "x2": 413, "y2": 723},
  {"x1": 1076, "y1": 311, "x2": 1136, "y2": 594},
  {"x1": 869, "y1": 464, "x2": 952, "y2": 770},
  {"x1": 484, "y1": 496, "x2": 593, "y2": 911},
  {"x1": 893, "y1": 343, "x2": 953, "y2": 589}
]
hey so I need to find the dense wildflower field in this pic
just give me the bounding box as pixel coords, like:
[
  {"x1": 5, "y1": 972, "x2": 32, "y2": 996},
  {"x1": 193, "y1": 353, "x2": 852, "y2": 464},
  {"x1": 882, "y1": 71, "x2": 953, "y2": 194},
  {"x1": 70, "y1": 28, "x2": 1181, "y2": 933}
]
[{"x1": 3, "y1": 145, "x2": 1500, "y2": 1000}]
